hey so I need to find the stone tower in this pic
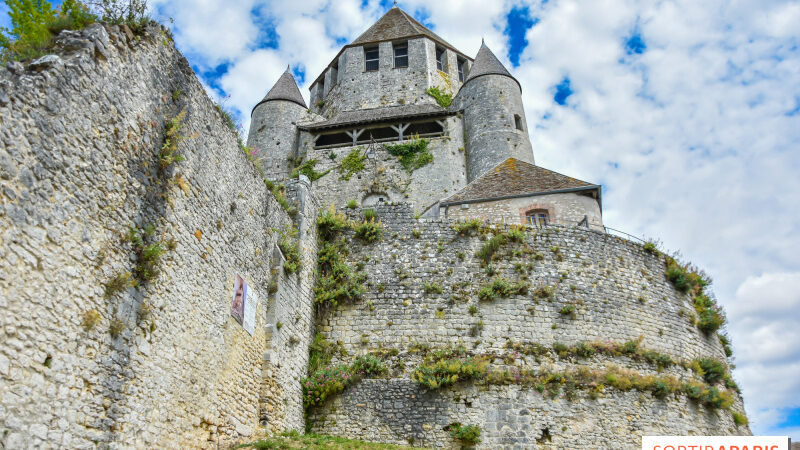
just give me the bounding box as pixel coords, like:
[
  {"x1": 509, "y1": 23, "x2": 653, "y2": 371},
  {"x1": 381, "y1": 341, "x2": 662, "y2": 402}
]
[
  {"x1": 453, "y1": 42, "x2": 535, "y2": 181},
  {"x1": 247, "y1": 68, "x2": 307, "y2": 180}
]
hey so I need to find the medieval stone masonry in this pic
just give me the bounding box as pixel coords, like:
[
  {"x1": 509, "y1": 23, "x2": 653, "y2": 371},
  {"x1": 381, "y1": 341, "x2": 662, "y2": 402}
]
[{"x1": 0, "y1": 5, "x2": 748, "y2": 450}]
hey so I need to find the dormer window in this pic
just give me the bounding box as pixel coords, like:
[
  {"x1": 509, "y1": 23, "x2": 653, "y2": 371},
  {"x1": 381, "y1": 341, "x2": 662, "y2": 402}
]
[
  {"x1": 514, "y1": 114, "x2": 523, "y2": 131},
  {"x1": 436, "y1": 47, "x2": 446, "y2": 71},
  {"x1": 393, "y1": 41, "x2": 408, "y2": 68},
  {"x1": 457, "y1": 57, "x2": 467, "y2": 81},
  {"x1": 364, "y1": 46, "x2": 379, "y2": 72}
]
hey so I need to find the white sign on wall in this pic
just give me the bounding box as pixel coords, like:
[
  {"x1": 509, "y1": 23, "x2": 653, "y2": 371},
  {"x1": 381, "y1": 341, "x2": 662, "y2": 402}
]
[{"x1": 231, "y1": 272, "x2": 258, "y2": 336}]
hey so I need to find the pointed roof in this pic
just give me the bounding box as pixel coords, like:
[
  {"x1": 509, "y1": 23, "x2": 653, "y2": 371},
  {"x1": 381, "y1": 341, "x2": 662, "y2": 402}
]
[
  {"x1": 440, "y1": 158, "x2": 600, "y2": 206},
  {"x1": 252, "y1": 68, "x2": 306, "y2": 114},
  {"x1": 464, "y1": 42, "x2": 520, "y2": 91},
  {"x1": 351, "y1": 7, "x2": 458, "y2": 52}
]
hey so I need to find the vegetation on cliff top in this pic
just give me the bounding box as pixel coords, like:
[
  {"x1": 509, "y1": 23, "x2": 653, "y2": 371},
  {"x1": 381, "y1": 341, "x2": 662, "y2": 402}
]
[{"x1": 1, "y1": 0, "x2": 149, "y2": 63}]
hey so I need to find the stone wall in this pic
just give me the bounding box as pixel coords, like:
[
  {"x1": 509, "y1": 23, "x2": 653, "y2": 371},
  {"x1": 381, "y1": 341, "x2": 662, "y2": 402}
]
[
  {"x1": 297, "y1": 116, "x2": 467, "y2": 211},
  {"x1": 0, "y1": 24, "x2": 316, "y2": 448},
  {"x1": 309, "y1": 205, "x2": 747, "y2": 448},
  {"x1": 442, "y1": 191, "x2": 604, "y2": 230}
]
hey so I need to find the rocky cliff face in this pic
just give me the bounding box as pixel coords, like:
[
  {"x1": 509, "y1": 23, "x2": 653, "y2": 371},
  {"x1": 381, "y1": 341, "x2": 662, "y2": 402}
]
[{"x1": 0, "y1": 24, "x2": 317, "y2": 448}]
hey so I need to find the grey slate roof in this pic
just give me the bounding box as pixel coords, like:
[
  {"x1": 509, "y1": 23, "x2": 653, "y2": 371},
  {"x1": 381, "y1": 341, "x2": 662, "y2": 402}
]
[
  {"x1": 298, "y1": 104, "x2": 453, "y2": 131},
  {"x1": 351, "y1": 7, "x2": 458, "y2": 53},
  {"x1": 441, "y1": 158, "x2": 599, "y2": 206},
  {"x1": 464, "y1": 43, "x2": 520, "y2": 91},
  {"x1": 251, "y1": 69, "x2": 306, "y2": 114}
]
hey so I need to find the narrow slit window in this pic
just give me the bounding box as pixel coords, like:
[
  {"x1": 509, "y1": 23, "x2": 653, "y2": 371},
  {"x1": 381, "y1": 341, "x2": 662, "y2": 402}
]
[
  {"x1": 436, "y1": 47, "x2": 446, "y2": 71},
  {"x1": 364, "y1": 46, "x2": 379, "y2": 72},
  {"x1": 330, "y1": 60, "x2": 339, "y2": 86},
  {"x1": 457, "y1": 57, "x2": 466, "y2": 81},
  {"x1": 514, "y1": 114, "x2": 523, "y2": 131},
  {"x1": 393, "y1": 41, "x2": 408, "y2": 68}
]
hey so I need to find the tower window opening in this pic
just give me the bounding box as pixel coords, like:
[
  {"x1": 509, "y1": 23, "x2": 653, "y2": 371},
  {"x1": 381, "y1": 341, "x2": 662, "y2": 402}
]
[
  {"x1": 457, "y1": 57, "x2": 466, "y2": 81},
  {"x1": 514, "y1": 114, "x2": 523, "y2": 131},
  {"x1": 365, "y1": 46, "x2": 379, "y2": 72},
  {"x1": 330, "y1": 60, "x2": 339, "y2": 86},
  {"x1": 393, "y1": 41, "x2": 408, "y2": 68},
  {"x1": 525, "y1": 209, "x2": 549, "y2": 227},
  {"x1": 436, "y1": 47, "x2": 446, "y2": 71}
]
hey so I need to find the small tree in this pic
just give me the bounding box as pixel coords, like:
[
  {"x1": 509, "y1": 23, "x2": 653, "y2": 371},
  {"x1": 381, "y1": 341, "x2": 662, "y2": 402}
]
[
  {"x1": 0, "y1": 0, "x2": 57, "y2": 61},
  {"x1": 87, "y1": 0, "x2": 147, "y2": 26}
]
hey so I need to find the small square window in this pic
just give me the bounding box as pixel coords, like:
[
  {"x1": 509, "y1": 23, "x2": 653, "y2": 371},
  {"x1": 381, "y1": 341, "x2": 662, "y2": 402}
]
[
  {"x1": 436, "y1": 47, "x2": 446, "y2": 71},
  {"x1": 393, "y1": 42, "x2": 408, "y2": 68},
  {"x1": 365, "y1": 46, "x2": 379, "y2": 72}
]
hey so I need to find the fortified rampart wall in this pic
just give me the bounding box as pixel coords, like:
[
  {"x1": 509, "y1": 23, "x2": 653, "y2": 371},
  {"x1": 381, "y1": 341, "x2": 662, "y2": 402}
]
[
  {"x1": 0, "y1": 24, "x2": 317, "y2": 449},
  {"x1": 309, "y1": 205, "x2": 748, "y2": 448}
]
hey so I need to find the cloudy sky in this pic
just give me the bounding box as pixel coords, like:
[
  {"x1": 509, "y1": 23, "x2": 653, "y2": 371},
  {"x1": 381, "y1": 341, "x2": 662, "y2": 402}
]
[{"x1": 3, "y1": 0, "x2": 799, "y2": 437}]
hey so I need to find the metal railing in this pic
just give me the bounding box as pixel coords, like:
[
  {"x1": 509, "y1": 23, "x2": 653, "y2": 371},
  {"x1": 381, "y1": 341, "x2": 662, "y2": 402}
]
[{"x1": 518, "y1": 217, "x2": 648, "y2": 245}]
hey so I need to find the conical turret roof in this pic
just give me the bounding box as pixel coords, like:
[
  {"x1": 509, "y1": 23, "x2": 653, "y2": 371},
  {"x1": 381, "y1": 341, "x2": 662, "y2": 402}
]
[
  {"x1": 252, "y1": 68, "x2": 306, "y2": 114},
  {"x1": 464, "y1": 42, "x2": 520, "y2": 91}
]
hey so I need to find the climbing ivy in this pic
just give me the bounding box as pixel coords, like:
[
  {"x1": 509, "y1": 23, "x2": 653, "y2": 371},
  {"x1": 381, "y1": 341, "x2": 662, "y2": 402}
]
[{"x1": 385, "y1": 138, "x2": 433, "y2": 173}]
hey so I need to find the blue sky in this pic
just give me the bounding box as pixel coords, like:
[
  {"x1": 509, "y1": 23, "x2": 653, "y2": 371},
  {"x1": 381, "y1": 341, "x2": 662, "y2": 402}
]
[{"x1": 4, "y1": 0, "x2": 800, "y2": 438}]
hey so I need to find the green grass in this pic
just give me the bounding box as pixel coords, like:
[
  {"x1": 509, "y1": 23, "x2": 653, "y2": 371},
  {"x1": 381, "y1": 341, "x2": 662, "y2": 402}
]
[{"x1": 239, "y1": 431, "x2": 426, "y2": 449}]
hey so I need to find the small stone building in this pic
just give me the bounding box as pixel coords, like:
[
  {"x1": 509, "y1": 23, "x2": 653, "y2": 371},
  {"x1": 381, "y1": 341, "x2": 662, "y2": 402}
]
[{"x1": 430, "y1": 158, "x2": 603, "y2": 230}]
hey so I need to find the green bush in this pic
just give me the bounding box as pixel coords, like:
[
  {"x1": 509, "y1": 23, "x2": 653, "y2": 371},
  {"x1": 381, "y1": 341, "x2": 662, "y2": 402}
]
[
  {"x1": 695, "y1": 357, "x2": 726, "y2": 384},
  {"x1": 559, "y1": 304, "x2": 576, "y2": 317},
  {"x1": 351, "y1": 354, "x2": 387, "y2": 377},
  {"x1": 453, "y1": 219, "x2": 482, "y2": 236},
  {"x1": 477, "y1": 278, "x2": 527, "y2": 301},
  {"x1": 385, "y1": 138, "x2": 433, "y2": 173},
  {"x1": 314, "y1": 240, "x2": 367, "y2": 308},
  {"x1": 718, "y1": 333, "x2": 733, "y2": 358},
  {"x1": 317, "y1": 205, "x2": 350, "y2": 239},
  {"x1": 363, "y1": 208, "x2": 377, "y2": 221},
  {"x1": 346, "y1": 199, "x2": 358, "y2": 209},
  {"x1": 476, "y1": 233, "x2": 507, "y2": 264},
  {"x1": 412, "y1": 355, "x2": 488, "y2": 390},
  {"x1": 354, "y1": 219, "x2": 382, "y2": 242},
  {"x1": 448, "y1": 423, "x2": 481, "y2": 445},
  {"x1": 278, "y1": 227, "x2": 302, "y2": 274},
  {"x1": 424, "y1": 282, "x2": 443, "y2": 295},
  {"x1": 643, "y1": 241, "x2": 658, "y2": 254},
  {"x1": 302, "y1": 364, "x2": 354, "y2": 408},
  {"x1": 732, "y1": 411, "x2": 748, "y2": 426},
  {"x1": 159, "y1": 109, "x2": 187, "y2": 172}
]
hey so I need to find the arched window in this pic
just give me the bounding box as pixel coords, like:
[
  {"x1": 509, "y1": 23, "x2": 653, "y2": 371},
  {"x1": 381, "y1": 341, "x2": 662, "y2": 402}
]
[{"x1": 525, "y1": 209, "x2": 549, "y2": 227}]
